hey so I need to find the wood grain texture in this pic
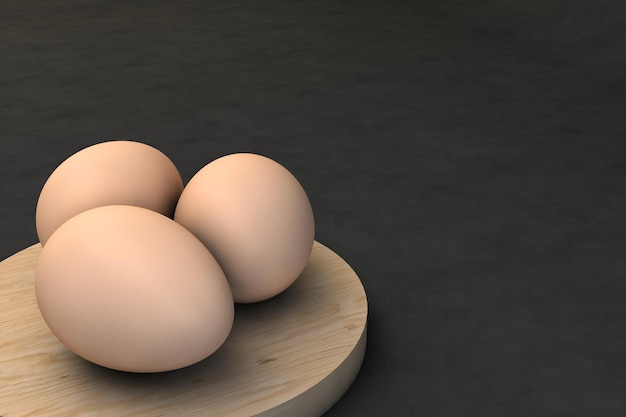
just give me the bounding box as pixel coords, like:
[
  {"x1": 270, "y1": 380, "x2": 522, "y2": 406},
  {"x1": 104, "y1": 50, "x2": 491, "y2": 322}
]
[{"x1": 0, "y1": 241, "x2": 368, "y2": 417}]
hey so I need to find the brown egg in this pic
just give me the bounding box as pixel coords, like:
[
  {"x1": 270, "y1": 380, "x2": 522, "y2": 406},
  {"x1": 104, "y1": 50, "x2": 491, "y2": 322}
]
[
  {"x1": 35, "y1": 140, "x2": 184, "y2": 246},
  {"x1": 174, "y1": 153, "x2": 315, "y2": 303},
  {"x1": 35, "y1": 205, "x2": 234, "y2": 373}
]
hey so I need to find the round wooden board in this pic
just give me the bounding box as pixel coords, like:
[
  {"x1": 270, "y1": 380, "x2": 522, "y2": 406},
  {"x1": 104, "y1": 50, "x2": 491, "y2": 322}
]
[{"x1": 0, "y1": 241, "x2": 367, "y2": 417}]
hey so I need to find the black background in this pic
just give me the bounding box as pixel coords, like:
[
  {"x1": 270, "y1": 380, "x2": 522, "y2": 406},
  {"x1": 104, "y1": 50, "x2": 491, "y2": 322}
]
[{"x1": 2, "y1": 1, "x2": 626, "y2": 415}]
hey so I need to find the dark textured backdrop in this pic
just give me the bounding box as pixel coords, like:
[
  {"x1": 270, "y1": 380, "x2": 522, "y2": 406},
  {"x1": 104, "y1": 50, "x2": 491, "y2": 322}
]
[{"x1": 2, "y1": 1, "x2": 626, "y2": 415}]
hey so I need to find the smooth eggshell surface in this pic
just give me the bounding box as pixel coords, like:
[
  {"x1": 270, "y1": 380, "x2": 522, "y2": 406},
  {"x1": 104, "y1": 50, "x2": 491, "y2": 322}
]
[
  {"x1": 174, "y1": 153, "x2": 315, "y2": 303},
  {"x1": 35, "y1": 205, "x2": 234, "y2": 373},
  {"x1": 36, "y1": 140, "x2": 184, "y2": 246}
]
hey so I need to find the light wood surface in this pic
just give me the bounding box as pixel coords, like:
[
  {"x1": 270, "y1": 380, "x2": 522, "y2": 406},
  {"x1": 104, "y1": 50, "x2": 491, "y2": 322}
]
[{"x1": 0, "y1": 241, "x2": 368, "y2": 417}]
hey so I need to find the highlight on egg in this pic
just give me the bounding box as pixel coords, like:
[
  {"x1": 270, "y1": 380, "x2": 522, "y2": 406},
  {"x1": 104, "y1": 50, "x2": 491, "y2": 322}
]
[
  {"x1": 35, "y1": 205, "x2": 234, "y2": 373},
  {"x1": 174, "y1": 153, "x2": 315, "y2": 303},
  {"x1": 35, "y1": 140, "x2": 184, "y2": 246}
]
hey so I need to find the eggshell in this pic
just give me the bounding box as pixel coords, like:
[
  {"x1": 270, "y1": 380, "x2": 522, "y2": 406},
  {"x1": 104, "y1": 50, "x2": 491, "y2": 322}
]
[
  {"x1": 35, "y1": 205, "x2": 234, "y2": 373},
  {"x1": 36, "y1": 140, "x2": 184, "y2": 246},
  {"x1": 174, "y1": 153, "x2": 315, "y2": 303}
]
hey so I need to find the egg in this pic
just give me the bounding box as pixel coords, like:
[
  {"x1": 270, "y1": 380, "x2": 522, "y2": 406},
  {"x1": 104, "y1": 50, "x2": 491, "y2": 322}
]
[
  {"x1": 35, "y1": 140, "x2": 184, "y2": 246},
  {"x1": 174, "y1": 153, "x2": 315, "y2": 303},
  {"x1": 35, "y1": 205, "x2": 234, "y2": 373}
]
